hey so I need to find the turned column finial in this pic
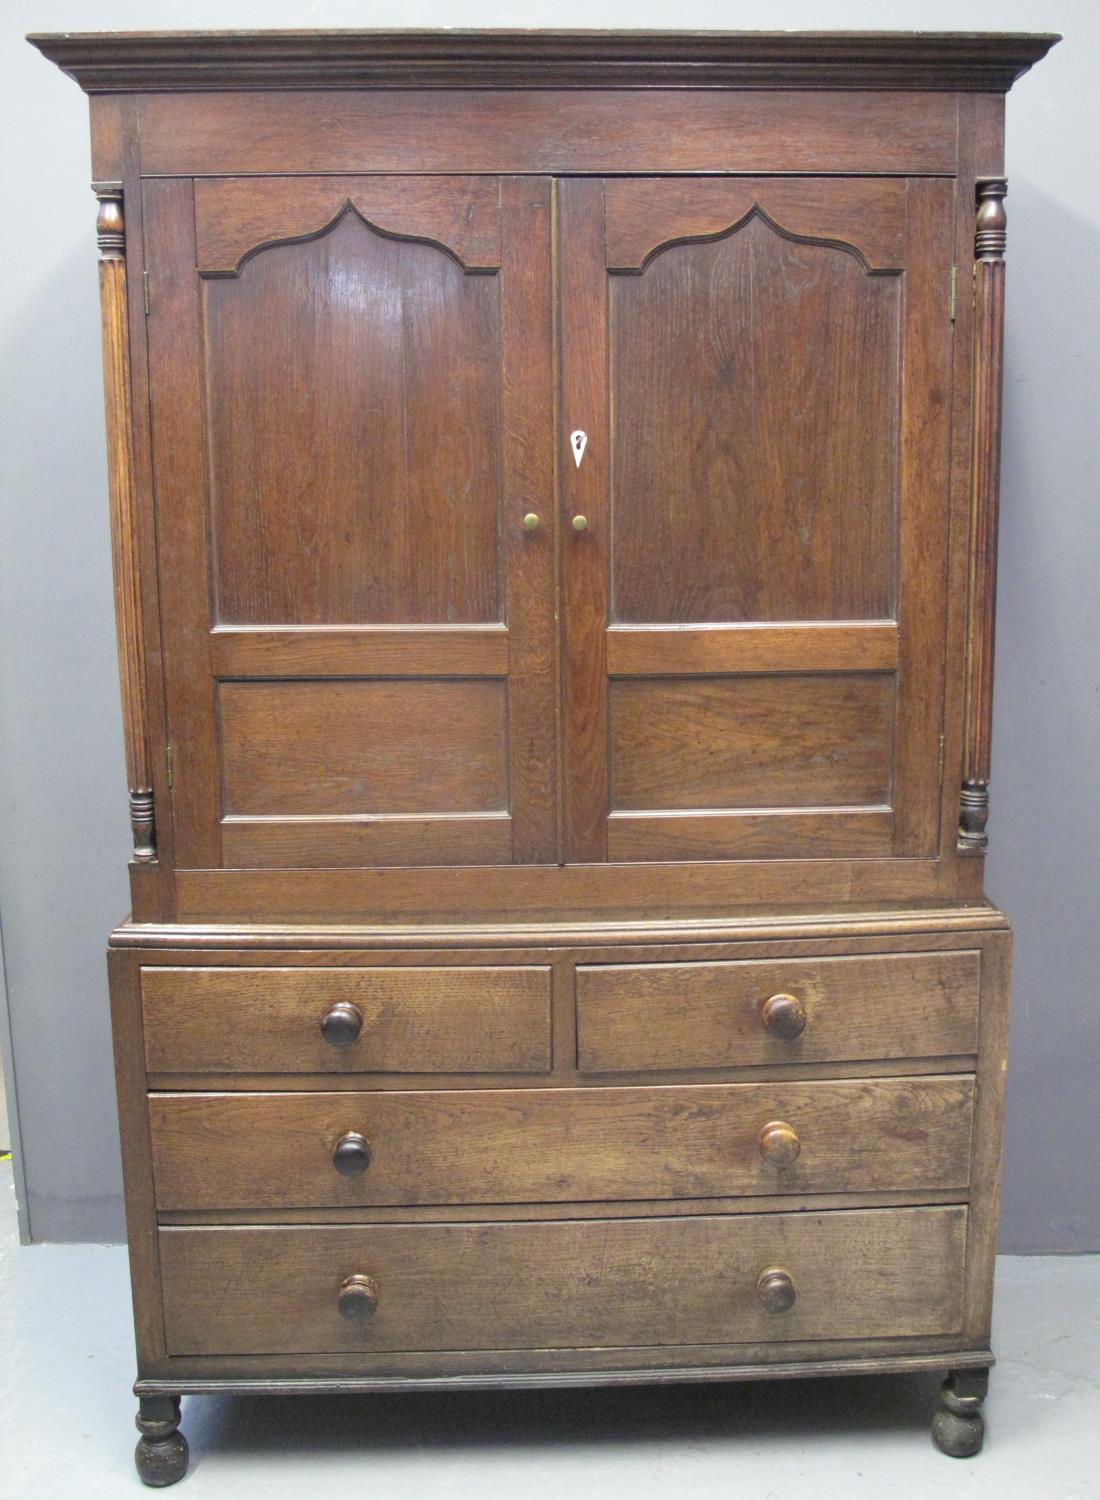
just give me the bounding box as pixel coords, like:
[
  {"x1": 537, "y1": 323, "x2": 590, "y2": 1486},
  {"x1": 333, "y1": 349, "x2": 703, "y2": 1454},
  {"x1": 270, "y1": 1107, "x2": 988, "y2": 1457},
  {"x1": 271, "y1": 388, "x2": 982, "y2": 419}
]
[
  {"x1": 975, "y1": 178, "x2": 1007, "y2": 261},
  {"x1": 94, "y1": 181, "x2": 125, "y2": 259},
  {"x1": 958, "y1": 782, "x2": 990, "y2": 852}
]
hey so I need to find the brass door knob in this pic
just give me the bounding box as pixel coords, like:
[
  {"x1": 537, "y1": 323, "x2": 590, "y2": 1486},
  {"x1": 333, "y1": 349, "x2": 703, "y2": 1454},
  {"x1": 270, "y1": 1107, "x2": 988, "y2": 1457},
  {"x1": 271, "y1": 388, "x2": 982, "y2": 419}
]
[
  {"x1": 571, "y1": 514, "x2": 589, "y2": 531},
  {"x1": 332, "y1": 1131, "x2": 372, "y2": 1176},
  {"x1": 522, "y1": 512, "x2": 540, "y2": 530},
  {"x1": 337, "y1": 1274, "x2": 379, "y2": 1321},
  {"x1": 756, "y1": 1267, "x2": 797, "y2": 1314},
  {"x1": 760, "y1": 993, "x2": 807, "y2": 1040},
  {"x1": 758, "y1": 1120, "x2": 801, "y2": 1168},
  {"x1": 320, "y1": 1001, "x2": 363, "y2": 1048}
]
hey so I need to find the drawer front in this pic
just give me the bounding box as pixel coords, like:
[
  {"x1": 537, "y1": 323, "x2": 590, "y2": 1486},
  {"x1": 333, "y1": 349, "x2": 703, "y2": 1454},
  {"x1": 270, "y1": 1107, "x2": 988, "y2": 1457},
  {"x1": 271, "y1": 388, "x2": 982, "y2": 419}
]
[
  {"x1": 159, "y1": 1205, "x2": 967, "y2": 1355},
  {"x1": 142, "y1": 966, "x2": 552, "y2": 1075},
  {"x1": 576, "y1": 951, "x2": 980, "y2": 1073},
  {"x1": 149, "y1": 1077, "x2": 973, "y2": 1209}
]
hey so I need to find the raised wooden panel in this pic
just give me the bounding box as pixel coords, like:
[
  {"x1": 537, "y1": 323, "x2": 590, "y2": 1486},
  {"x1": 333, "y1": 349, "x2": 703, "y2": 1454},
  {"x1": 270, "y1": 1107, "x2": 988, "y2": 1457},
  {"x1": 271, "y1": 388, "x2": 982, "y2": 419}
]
[
  {"x1": 195, "y1": 175, "x2": 502, "y2": 274},
  {"x1": 142, "y1": 965, "x2": 552, "y2": 1075},
  {"x1": 148, "y1": 1076, "x2": 974, "y2": 1209},
  {"x1": 159, "y1": 1207, "x2": 968, "y2": 1355},
  {"x1": 576, "y1": 950, "x2": 981, "y2": 1073},
  {"x1": 609, "y1": 674, "x2": 894, "y2": 812},
  {"x1": 609, "y1": 211, "x2": 900, "y2": 624},
  {"x1": 204, "y1": 213, "x2": 502, "y2": 627},
  {"x1": 218, "y1": 680, "x2": 507, "y2": 817},
  {"x1": 605, "y1": 178, "x2": 908, "y2": 274}
]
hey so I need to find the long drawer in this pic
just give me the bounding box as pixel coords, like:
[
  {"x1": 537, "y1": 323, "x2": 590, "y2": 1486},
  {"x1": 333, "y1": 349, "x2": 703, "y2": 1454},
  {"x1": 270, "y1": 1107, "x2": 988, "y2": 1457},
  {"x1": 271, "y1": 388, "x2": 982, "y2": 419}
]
[
  {"x1": 149, "y1": 1077, "x2": 974, "y2": 1209},
  {"x1": 141, "y1": 965, "x2": 552, "y2": 1075},
  {"x1": 576, "y1": 951, "x2": 981, "y2": 1073},
  {"x1": 159, "y1": 1205, "x2": 968, "y2": 1355}
]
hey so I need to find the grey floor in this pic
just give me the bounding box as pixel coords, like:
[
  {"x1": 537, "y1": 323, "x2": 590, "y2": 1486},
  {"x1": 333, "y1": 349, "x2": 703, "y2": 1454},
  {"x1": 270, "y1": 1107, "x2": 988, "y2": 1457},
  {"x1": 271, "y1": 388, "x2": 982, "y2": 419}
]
[{"x1": 1, "y1": 1163, "x2": 1097, "y2": 1498}]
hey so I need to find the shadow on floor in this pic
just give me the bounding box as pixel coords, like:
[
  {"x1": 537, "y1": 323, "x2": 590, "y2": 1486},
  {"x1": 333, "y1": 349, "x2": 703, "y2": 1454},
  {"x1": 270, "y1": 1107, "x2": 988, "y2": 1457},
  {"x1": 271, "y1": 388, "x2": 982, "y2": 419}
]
[{"x1": 184, "y1": 1370, "x2": 943, "y2": 1465}]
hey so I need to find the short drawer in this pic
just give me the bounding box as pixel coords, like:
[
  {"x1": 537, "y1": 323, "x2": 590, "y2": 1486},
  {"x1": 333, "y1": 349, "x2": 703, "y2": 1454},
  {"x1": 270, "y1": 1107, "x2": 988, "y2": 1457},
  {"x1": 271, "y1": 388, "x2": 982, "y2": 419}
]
[
  {"x1": 159, "y1": 1205, "x2": 967, "y2": 1355},
  {"x1": 149, "y1": 1076, "x2": 973, "y2": 1210},
  {"x1": 576, "y1": 951, "x2": 980, "y2": 1073},
  {"x1": 141, "y1": 966, "x2": 552, "y2": 1075}
]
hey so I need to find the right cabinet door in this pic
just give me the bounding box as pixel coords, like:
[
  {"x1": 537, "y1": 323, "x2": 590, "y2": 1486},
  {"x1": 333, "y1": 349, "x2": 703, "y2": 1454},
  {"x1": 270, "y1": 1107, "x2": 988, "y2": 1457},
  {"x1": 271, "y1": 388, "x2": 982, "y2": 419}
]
[{"x1": 559, "y1": 177, "x2": 955, "y2": 864}]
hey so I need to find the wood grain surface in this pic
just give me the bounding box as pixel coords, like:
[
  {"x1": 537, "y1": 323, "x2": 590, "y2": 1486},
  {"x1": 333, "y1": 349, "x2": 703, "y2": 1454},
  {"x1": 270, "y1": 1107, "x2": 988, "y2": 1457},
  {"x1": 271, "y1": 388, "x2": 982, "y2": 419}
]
[
  {"x1": 609, "y1": 675, "x2": 894, "y2": 810},
  {"x1": 142, "y1": 965, "x2": 552, "y2": 1075},
  {"x1": 158, "y1": 1206, "x2": 968, "y2": 1355},
  {"x1": 148, "y1": 1076, "x2": 974, "y2": 1209},
  {"x1": 576, "y1": 950, "x2": 981, "y2": 1072}
]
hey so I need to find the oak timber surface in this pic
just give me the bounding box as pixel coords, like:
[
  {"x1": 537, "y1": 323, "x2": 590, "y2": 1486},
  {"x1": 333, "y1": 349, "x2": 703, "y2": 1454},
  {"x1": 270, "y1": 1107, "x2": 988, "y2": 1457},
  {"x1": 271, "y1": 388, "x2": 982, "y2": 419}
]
[
  {"x1": 148, "y1": 1077, "x2": 974, "y2": 1210},
  {"x1": 576, "y1": 950, "x2": 980, "y2": 1072},
  {"x1": 142, "y1": 966, "x2": 553, "y2": 1075},
  {"x1": 158, "y1": 1206, "x2": 968, "y2": 1355}
]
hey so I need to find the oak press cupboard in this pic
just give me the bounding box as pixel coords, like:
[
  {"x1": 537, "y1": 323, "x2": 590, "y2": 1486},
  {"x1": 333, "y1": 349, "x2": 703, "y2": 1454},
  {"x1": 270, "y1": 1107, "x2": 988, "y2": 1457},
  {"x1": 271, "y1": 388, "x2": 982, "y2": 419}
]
[{"x1": 30, "y1": 29, "x2": 1056, "y2": 1484}]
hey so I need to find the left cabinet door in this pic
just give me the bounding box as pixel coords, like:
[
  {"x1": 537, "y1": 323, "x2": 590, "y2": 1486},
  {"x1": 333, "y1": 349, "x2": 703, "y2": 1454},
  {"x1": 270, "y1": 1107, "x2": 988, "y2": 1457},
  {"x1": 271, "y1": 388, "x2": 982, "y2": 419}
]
[{"x1": 143, "y1": 177, "x2": 556, "y2": 870}]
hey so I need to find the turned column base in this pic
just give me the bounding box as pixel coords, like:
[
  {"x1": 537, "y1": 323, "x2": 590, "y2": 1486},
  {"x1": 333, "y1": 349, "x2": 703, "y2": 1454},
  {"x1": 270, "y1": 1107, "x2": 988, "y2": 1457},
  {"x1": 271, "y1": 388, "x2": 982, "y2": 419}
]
[
  {"x1": 135, "y1": 1395, "x2": 189, "y2": 1486},
  {"x1": 931, "y1": 1368, "x2": 989, "y2": 1458}
]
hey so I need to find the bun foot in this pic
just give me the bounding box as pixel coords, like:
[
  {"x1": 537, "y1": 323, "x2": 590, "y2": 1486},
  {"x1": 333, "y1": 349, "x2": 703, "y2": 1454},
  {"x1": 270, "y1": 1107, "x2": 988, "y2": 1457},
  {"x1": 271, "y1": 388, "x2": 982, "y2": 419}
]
[
  {"x1": 135, "y1": 1395, "x2": 189, "y2": 1486},
  {"x1": 931, "y1": 1368, "x2": 988, "y2": 1458}
]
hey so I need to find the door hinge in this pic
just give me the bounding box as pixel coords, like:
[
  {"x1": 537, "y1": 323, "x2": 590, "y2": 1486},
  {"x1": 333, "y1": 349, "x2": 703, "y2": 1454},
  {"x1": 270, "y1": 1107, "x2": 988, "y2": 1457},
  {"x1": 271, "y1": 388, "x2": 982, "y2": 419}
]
[
  {"x1": 948, "y1": 266, "x2": 958, "y2": 322},
  {"x1": 166, "y1": 744, "x2": 174, "y2": 788},
  {"x1": 938, "y1": 734, "x2": 946, "y2": 779},
  {"x1": 143, "y1": 270, "x2": 150, "y2": 316}
]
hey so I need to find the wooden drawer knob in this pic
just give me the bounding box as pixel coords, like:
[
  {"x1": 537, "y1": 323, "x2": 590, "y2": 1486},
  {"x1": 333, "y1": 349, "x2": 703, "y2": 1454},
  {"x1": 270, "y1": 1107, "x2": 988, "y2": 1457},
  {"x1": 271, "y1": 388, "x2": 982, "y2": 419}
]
[
  {"x1": 337, "y1": 1274, "x2": 379, "y2": 1321},
  {"x1": 320, "y1": 1001, "x2": 363, "y2": 1048},
  {"x1": 760, "y1": 993, "x2": 807, "y2": 1040},
  {"x1": 332, "y1": 1131, "x2": 372, "y2": 1176},
  {"x1": 756, "y1": 1267, "x2": 797, "y2": 1314},
  {"x1": 758, "y1": 1120, "x2": 801, "y2": 1168}
]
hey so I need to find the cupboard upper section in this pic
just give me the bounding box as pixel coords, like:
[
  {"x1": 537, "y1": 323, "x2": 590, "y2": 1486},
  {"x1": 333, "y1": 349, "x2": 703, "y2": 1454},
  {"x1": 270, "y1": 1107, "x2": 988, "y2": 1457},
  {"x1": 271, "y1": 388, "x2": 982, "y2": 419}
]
[{"x1": 30, "y1": 30, "x2": 1057, "y2": 922}]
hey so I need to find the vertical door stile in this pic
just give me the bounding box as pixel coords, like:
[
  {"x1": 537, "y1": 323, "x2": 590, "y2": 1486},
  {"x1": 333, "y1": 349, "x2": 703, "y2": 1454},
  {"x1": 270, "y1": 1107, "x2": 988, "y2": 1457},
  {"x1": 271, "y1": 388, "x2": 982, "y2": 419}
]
[
  {"x1": 892, "y1": 176, "x2": 956, "y2": 854},
  {"x1": 500, "y1": 176, "x2": 558, "y2": 863},
  {"x1": 143, "y1": 177, "x2": 223, "y2": 869},
  {"x1": 558, "y1": 179, "x2": 611, "y2": 863}
]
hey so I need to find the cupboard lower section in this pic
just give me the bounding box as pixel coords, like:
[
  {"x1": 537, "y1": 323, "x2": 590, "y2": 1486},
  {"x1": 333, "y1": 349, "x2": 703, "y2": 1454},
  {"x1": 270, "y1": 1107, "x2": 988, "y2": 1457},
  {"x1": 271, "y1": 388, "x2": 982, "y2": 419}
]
[
  {"x1": 159, "y1": 1206, "x2": 967, "y2": 1357},
  {"x1": 109, "y1": 910, "x2": 1009, "y2": 1481}
]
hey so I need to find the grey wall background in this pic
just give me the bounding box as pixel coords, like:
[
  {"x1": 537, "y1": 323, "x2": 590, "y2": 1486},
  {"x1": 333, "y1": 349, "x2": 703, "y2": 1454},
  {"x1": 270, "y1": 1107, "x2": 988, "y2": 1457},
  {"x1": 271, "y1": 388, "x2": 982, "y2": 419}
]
[{"x1": 1, "y1": 0, "x2": 1097, "y2": 1249}]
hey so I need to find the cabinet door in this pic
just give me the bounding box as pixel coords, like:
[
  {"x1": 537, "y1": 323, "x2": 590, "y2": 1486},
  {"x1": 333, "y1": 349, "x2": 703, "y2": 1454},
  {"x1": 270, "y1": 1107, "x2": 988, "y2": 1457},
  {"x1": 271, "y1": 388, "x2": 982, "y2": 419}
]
[
  {"x1": 144, "y1": 177, "x2": 555, "y2": 869},
  {"x1": 560, "y1": 177, "x2": 954, "y2": 863}
]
